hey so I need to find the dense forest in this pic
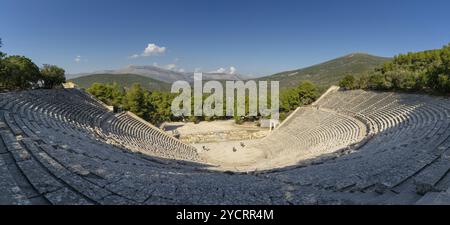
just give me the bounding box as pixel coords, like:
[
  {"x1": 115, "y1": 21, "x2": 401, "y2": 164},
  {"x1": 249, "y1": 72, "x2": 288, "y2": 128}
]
[
  {"x1": 86, "y1": 81, "x2": 319, "y2": 125},
  {"x1": 339, "y1": 44, "x2": 450, "y2": 94},
  {"x1": 0, "y1": 38, "x2": 66, "y2": 90},
  {"x1": 87, "y1": 83, "x2": 176, "y2": 125}
]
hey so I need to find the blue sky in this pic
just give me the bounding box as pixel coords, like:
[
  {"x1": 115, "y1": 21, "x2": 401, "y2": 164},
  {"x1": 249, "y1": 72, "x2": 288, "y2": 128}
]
[{"x1": 1, "y1": 0, "x2": 449, "y2": 76}]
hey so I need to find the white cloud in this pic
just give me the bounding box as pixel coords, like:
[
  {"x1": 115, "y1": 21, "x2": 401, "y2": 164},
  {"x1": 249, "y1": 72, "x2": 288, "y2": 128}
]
[
  {"x1": 152, "y1": 62, "x2": 184, "y2": 72},
  {"x1": 209, "y1": 66, "x2": 237, "y2": 74},
  {"x1": 75, "y1": 55, "x2": 82, "y2": 63},
  {"x1": 130, "y1": 54, "x2": 140, "y2": 59},
  {"x1": 142, "y1": 43, "x2": 166, "y2": 56},
  {"x1": 229, "y1": 66, "x2": 237, "y2": 74},
  {"x1": 131, "y1": 43, "x2": 167, "y2": 58},
  {"x1": 210, "y1": 67, "x2": 226, "y2": 73},
  {"x1": 165, "y1": 63, "x2": 177, "y2": 70}
]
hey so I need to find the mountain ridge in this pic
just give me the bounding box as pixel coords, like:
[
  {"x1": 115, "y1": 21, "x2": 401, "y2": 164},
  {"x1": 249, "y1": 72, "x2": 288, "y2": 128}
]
[
  {"x1": 68, "y1": 73, "x2": 172, "y2": 91},
  {"x1": 69, "y1": 65, "x2": 251, "y2": 83},
  {"x1": 69, "y1": 53, "x2": 392, "y2": 91},
  {"x1": 257, "y1": 53, "x2": 392, "y2": 88}
]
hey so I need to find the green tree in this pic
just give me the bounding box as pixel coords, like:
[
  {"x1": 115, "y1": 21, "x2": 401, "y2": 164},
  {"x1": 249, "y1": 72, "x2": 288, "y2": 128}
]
[
  {"x1": 122, "y1": 83, "x2": 149, "y2": 119},
  {"x1": 367, "y1": 73, "x2": 391, "y2": 90},
  {"x1": 440, "y1": 44, "x2": 450, "y2": 77},
  {"x1": 40, "y1": 64, "x2": 66, "y2": 88},
  {"x1": 2, "y1": 55, "x2": 41, "y2": 89},
  {"x1": 0, "y1": 38, "x2": 4, "y2": 58},
  {"x1": 386, "y1": 70, "x2": 416, "y2": 90},
  {"x1": 281, "y1": 81, "x2": 318, "y2": 112},
  {"x1": 0, "y1": 38, "x2": 7, "y2": 88},
  {"x1": 146, "y1": 91, "x2": 173, "y2": 124},
  {"x1": 357, "y1": 74, "x2": 370, "y2": 89},
  {"x1": 371, "y1": 43, "x2": 450, "y2": 94},
  {"x1": 437, "y1": 74, "x2": 450, "y2": 92},
  {"x1": 339, "y1": 75, "x2": 357, "y2": 90},
  {"x1": 87, "y1": 82, "x2": 124, "y2": 106},
  {"x1": 414, "y1": 72, "x2": 428, "y2": 91},
  {"x1": 108, "y1": 82, "x2": 125, "y2": 106}
]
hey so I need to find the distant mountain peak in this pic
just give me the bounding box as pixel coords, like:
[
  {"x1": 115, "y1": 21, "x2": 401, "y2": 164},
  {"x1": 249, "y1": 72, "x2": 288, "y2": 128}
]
[
  {"x1": 344, "y1": 52, "x2": 370, "y2": 57},
  {"x1": 259, "y1": 53, "x2": 392, "y2": 88}
]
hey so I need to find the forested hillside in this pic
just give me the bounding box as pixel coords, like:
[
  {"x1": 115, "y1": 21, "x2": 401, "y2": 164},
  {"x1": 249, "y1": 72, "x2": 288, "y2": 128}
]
[
  {"x1": 70, "y1": 73, "x2": 171, "y2": 92},
  {"x1": 259, "y1": 53, "x2": 391, "y2": 89},
  {"x1": 339, "y1": 44, "x2": 450, "y2": 94}
]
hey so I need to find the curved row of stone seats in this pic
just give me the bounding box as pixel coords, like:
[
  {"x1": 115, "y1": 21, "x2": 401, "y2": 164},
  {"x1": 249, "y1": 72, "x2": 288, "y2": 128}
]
[
  {"x1": 101, "y1": 112, "x2": 199, "y2": 161},
  {"x1": 3, "y1": 102, "x2": 325, "y2": 205},
  {"x1": 1, "y1": 88, "x2": 450, "y2": 205},
  {"x1": 240, "y1": 106, "x2": 367, "y2": 170},
  {"x1": 0, "y1": 90, "x2": 210, "y2": 204},
  {"x1": 0, "y1": 89, "x2": 199, "y2": 162},
  {"x1": 265, "y1": 89, "x2": 450, "y2": 204},
  {"x1": 1, "y1": 106, "x2": 302, "y2": 204}
]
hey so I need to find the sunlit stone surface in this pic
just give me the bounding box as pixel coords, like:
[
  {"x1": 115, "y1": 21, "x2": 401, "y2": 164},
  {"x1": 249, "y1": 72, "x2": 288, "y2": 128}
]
[{"x1": 0, "y1": 88, "x2": 449, "y2": 205}]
